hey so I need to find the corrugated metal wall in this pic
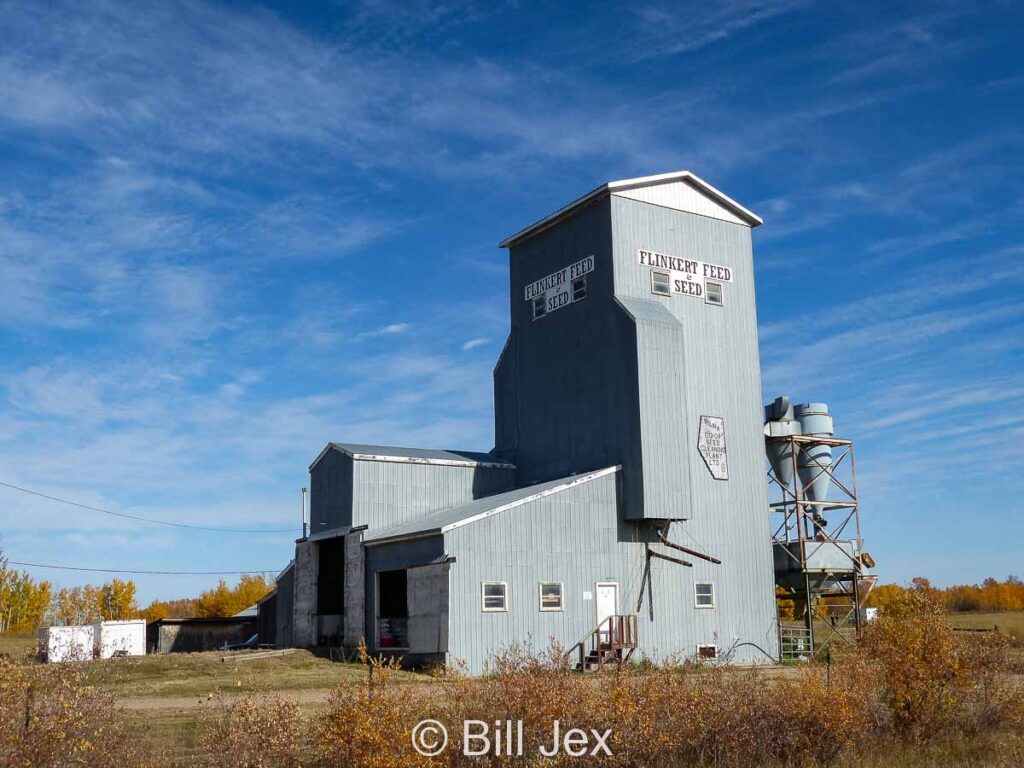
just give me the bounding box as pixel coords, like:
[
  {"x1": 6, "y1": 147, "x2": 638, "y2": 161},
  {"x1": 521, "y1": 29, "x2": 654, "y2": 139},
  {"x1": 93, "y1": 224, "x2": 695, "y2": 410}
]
[
  {"x1": 310, "y1": 448, "x2": 514, "y2": 535},
  {"x1": 352, "y1": 460, "x2": 514, "y2": 531},
  {"x1": 309, "y1": 449, "x2": 353, "y2": 534},
  {"x1": 494, "y1": 197, "x2": 642, "y2": 488},
  {"x1": 443, "y1": 471, "x2": 778, "y2": 673}
]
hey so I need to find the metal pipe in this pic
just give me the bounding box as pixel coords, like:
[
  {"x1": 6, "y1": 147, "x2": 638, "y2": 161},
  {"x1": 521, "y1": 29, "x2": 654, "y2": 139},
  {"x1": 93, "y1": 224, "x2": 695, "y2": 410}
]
[
  {"x1": 656, "y1": 527, "x2": 722, "y2": 564},
  {"x1": 301, "y1": 487, "x2": 308, "y2": 539},
  {"x1": 648, "y1": 550, "x2": 692, "y2": 568}
]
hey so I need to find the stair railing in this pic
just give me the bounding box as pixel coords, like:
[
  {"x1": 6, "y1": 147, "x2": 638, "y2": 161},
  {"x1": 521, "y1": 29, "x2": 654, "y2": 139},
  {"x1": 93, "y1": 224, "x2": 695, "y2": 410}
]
[{"x1": 566, "y1": 614, "x2": 638, "y2": 670}]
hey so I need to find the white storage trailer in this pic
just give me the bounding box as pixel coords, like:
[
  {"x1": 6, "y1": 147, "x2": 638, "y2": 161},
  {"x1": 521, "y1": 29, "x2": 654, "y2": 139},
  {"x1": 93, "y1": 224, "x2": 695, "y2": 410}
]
[
  {"x1": 93, "y1": 619, "x2": 146, "y2": 659},
  {"x1": 38, "y1": 625, "x2": 95, "y2": 662}
]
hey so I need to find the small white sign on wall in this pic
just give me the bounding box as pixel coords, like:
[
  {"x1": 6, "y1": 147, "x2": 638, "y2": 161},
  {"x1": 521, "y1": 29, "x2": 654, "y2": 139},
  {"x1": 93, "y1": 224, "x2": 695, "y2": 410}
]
[
  {"x1": 582, "y1": 591, "x2": 593, "y2": 601},
  {"x1": 697, "y1": 415, "x2": 729, "y2": 480}
]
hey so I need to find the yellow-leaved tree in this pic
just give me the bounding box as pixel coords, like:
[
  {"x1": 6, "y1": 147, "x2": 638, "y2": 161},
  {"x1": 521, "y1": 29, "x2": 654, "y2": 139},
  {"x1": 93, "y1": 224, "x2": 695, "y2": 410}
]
[
  {"x1": 0, "y1": 550, "x2": 53, "y2": 633},
  {"x1": 194, "y1": 574, "x2": 271, "y2": 618}
]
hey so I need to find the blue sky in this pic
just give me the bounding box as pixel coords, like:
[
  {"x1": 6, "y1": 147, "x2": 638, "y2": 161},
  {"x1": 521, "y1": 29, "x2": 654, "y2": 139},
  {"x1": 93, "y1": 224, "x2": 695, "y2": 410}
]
[{"x1": 0, "y1": 0, "x2": 1021, "y2": 603}]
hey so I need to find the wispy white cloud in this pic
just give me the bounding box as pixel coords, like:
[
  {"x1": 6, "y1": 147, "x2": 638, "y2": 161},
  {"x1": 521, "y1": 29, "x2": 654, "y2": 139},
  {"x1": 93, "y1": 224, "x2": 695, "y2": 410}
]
[{"x1": 461, "y1": 337, "x2": 489, "y2": 351}]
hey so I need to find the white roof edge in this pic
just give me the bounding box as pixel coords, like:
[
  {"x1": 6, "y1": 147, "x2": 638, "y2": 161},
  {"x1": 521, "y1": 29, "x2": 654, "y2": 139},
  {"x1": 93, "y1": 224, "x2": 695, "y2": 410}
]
[
  {"x1": 498, "y1": 170, "x2": 762, "y2": 248},
  {"x1": 441, "y1": 465, "x2": 621, "y2": 534},
  {"x1": 349, "y1": 452, "x2": 514, "y2": 470},
  {"x1": 309, "y1": 442, "x2": 515, "y2": 472}
]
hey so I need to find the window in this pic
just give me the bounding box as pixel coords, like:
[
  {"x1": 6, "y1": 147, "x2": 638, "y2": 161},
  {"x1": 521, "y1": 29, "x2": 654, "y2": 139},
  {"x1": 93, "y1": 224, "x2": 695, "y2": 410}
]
[
  {"x1": 482, "y1": 582, "x2": 507, "y2": 612},
  {"x1": 532, "y1": 295, "x2": 547, "y2": 320},
  {"x1": 651, "y1": 270, "x2": 671, "y2": 296},
  {"x1": 705, "y1": 281, "x2": 724, "y2": 306},
  {"x1": 539, "y1": 582, "x2": 563, "y2": 612},
  {"x1": 696, "y1": 644, "x2": 718, "y2": 659},
  {"x1": 695, "y1": 582, "x2": 715, "y2": 609},
  {"x1": 571, "y1": 276, "x2": 587, "y2": 303}
]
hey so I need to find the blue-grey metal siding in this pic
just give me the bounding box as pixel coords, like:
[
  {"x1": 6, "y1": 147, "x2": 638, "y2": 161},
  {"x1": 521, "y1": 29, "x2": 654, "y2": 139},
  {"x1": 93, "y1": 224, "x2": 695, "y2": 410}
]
[
  {"x1": 442, "y1": 471, "x2": 777, "y2": 674},
  {"x1": 352, "y1": 460, "x2": 514, "y2": 532},
  {"x1": 494, "y1": 197, "x2": 642, "y2": 490},
  {"x1": 311, "y1": 447, "x2": 514, "y2": 536}
]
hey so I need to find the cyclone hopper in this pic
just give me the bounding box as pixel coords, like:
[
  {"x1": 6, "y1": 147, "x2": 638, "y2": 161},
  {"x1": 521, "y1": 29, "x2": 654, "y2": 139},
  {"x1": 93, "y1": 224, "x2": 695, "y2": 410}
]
[
  {"x1": 764, "y1": 395, "x2": 801, "y2": 488},
  {"x1": 794, "y1": 403, "x2": 834, "y2": 531}
]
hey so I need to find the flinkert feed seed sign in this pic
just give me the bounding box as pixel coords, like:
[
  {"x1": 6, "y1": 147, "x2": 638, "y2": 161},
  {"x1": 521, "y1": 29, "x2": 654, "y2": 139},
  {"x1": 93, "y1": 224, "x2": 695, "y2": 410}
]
[
  {"x1": 525, "y1": 256, "x2": 594, "y2": 317},
  {"x1": 697, "y1": 416, "x2": 729, "y2": 480},
  {"x1": 637, "y1": 248, "x2": 732, "y2": 298}
]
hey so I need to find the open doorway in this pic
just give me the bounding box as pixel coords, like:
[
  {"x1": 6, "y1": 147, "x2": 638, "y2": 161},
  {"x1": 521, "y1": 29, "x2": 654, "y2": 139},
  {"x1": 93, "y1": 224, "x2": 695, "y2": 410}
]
[
  {"x1": 316, "y1": 537, "x2": 345, "y2": 644},
  {"x1": 376, "y1": 569, "x2": 408, "y2": 649}
]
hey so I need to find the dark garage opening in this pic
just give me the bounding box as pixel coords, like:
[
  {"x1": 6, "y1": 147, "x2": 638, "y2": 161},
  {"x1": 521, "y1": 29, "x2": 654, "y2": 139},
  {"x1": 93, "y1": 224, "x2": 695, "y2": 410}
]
[
  {"x1": 376, "y1": 569, "x2": 408, "y2": 649},
  {"x1": 316, "y1": 538, "x2": 345, "y2": 615}
]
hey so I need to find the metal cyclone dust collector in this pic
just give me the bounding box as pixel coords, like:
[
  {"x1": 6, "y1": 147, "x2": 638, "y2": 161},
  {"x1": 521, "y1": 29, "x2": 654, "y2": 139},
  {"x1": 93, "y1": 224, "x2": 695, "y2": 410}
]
[
  {"x1": 794, "y1": 402, "x2": 834, "y2": 533},
  {"x1": 764, "y1": 395, "x2": 800, "y2": 488}
]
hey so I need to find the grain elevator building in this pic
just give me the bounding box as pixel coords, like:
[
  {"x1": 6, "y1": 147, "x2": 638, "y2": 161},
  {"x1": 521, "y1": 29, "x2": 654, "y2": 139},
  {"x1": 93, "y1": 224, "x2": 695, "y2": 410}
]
[{"x1": 267, "y1": 171, "x2": 785, "y2": 672}]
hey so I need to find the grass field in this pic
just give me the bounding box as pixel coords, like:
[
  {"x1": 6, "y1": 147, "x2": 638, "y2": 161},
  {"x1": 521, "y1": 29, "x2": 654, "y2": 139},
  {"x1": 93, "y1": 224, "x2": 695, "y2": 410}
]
[{"x1": 947, "y1": 610, "x2": 1024, "y2": 643}]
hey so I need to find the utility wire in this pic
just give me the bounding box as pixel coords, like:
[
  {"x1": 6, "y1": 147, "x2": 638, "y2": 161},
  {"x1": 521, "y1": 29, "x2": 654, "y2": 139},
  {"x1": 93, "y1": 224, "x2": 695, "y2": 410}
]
[
  {"x1": 7, "y1": 560, "x2": 276, "y2": 576},
  {"x1": 0, "y1": 480, "x2": 296, "y2": 534}
]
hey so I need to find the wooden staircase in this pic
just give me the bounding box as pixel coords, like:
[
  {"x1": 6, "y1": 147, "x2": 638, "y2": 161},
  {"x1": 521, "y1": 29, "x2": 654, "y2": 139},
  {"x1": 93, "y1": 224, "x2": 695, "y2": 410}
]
[{"x1": 568, "y1": 614, "x2": 638, "y2": 672}]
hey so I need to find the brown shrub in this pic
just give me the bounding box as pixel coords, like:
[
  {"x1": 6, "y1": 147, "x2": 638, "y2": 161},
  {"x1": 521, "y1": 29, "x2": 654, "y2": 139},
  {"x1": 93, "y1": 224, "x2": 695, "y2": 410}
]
[
  {"x1": 860, "y1": 589, "x2": 1021, "y2": 741},
  {"x1": 0, "y1": 657, "x2": 151, "y2": 767},
  {"x1": 201, "y1": 692, "x2": 306, "y2": 768},
  {"x1": 310, "y1": 641, "x2": 429, "y2": 768}
]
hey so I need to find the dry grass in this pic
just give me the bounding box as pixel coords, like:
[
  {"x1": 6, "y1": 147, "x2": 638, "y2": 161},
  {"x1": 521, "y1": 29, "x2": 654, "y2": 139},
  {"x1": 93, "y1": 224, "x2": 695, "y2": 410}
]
[
  {"x1": 79, "y1": 648, "x2": 424, "y2": 699},
  {"x1": 0, "y1": 631, "x2": 38, "y2": 662},
  {"x1": 948, "y1": 610, "x2": 1024, "y2": 645}
]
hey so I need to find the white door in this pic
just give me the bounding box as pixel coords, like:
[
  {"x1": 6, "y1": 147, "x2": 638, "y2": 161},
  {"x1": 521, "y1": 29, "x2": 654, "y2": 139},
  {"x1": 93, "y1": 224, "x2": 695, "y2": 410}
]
[{"x1": 595, "y1": 582, "x2": 619, "y2": 642}]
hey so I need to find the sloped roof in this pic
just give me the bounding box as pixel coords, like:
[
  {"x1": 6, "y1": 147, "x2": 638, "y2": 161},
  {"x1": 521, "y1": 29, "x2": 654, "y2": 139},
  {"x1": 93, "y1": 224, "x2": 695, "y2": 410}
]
[
  {"x1": 310, "y1": 443, "x2": 515, "y2": 471},
  {"x1": 499, "y1": 170, "x2": 762, "y2": 248},
  {"x1": 364, "y1": 465, "x2": 620, "y2": 545}
]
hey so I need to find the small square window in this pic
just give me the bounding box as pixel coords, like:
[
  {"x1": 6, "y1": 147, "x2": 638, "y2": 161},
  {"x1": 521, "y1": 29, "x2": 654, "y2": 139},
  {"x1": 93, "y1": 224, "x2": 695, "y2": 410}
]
[
  {"x1": 696, "y1": 644, "x2": 718, "y2": 659},
  {"x1": 539, "y1": 582, "x2": 563, "y2": 612},
  {"x1": 571, "y1": 276, "x2": 587, "y2": 303},
  {"x1": 651, "y1": 270, "x2": 671, "y2": 297},
  {"x1": 695, "y1": 582, "x2": 715, "y2": 608},
  {"x1": 532, "y1": 295, "x2": 547, "y2": 320},
  {"x1": 705, "y1": 281, "x2": 724, "y2": 306},
  {"x1": 482, "y1": 582, "x2": 507, "y2": 612}
]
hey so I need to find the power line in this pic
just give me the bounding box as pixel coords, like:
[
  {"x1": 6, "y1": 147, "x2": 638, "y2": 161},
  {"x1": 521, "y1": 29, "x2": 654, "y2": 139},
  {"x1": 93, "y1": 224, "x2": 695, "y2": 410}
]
[
  {"x1": 0, "y1": 480, "x2": 296, "y2": 534},
  {"x1": 7, "y1": 560, "x2": 276, "y2": 576}
]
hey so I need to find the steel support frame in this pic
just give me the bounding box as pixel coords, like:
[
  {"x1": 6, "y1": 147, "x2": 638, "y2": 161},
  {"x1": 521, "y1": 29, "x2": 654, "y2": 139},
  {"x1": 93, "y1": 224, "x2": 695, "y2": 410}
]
[{"x1": 768, "y1": 434, "x2": 864, "y2": 660}]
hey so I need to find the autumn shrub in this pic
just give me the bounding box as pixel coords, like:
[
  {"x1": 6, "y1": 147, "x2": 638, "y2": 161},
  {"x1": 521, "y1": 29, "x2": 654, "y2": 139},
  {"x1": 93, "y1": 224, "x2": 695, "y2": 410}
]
[
  {"x1": 201, "y1": 692, "x2": 306, "y2": 768},
  {"x1": 859, "y1": 589, "x2": 1021, "y2": 741},
  {"x1": 310, "y1": 642, "x2": 430, "y2": 768},
  {"x1": 0, "y1": 657, "x2": 150, "y2": 767}
]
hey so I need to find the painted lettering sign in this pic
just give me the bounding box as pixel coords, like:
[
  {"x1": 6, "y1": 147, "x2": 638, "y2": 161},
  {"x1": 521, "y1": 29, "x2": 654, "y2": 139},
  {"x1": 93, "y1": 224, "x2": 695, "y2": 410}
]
[
  {"x1": 697, "y1": 416, "x2": 729, "y2": 480},
  {"x1": 524, "y1": 256, "x2": 594, "y2": 318},
  {"x1": 637, "y1": 249, "x2": 732, "y2": 298}
]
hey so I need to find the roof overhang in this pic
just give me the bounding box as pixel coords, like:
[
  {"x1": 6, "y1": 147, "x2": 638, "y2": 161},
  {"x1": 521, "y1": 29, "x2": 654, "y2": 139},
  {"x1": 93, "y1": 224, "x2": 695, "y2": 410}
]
[
  {"x1": 499, "y1": 170, "x2": 763, "y2": 248},
  {"x1": 309, "y1": 443, "x2": 516, "y2": 472}
]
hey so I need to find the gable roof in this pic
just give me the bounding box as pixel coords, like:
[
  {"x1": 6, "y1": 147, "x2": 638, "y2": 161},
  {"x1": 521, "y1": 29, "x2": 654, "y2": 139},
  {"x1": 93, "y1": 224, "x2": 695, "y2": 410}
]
[
  {"x1": 309, "y1": 442, "x2": 516, "y2": 472},
  {"x1": 499, "y1": 170, "x2": 762, "y2": 248},
  {"x1": 364, "y1": 465, "x2": 620, "y2": 545}
]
